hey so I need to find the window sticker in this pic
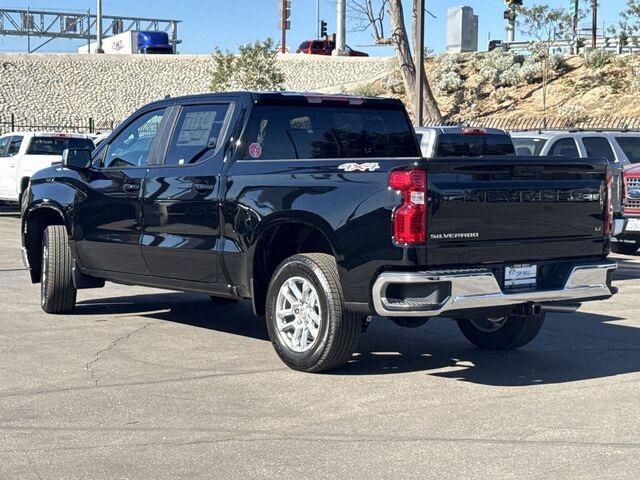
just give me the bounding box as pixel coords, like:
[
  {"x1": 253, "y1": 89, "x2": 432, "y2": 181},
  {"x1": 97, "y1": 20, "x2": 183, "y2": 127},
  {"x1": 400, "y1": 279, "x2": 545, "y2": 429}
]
[
  {"x1": 177, "y1": 111, "x2": 218, "y2": 147},
  {"x1": 248, "y1": 142, "x2": 262, "y2": 159}
]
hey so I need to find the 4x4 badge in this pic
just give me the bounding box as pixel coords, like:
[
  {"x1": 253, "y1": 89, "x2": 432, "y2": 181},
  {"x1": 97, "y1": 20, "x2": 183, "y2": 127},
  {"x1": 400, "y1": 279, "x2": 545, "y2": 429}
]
[{"x1": 338, "y1": 162, "x2": 381, "y2": 172}]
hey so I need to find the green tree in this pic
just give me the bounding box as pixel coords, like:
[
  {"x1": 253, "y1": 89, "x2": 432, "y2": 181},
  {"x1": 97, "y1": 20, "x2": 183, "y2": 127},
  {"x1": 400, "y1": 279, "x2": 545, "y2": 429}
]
[
  {"x1": 211, "y1": 38, "x2": 285, "y2": 92},
  {"x1": 516, "y1": 4, "x2": 572, "y2": 115},
  {"x1": 609, "y1": 0, "x2": 640, "y2": 52}
]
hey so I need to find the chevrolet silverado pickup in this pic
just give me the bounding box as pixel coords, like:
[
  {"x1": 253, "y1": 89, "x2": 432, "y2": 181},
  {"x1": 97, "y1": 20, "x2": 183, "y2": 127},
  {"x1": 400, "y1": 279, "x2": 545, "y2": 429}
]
[{"x1": 21, "y1": 92, "x2": 617, "y2": 372}]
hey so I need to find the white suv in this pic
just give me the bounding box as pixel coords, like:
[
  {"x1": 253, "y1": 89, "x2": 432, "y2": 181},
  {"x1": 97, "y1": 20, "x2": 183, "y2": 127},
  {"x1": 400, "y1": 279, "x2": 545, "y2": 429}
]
[{"x1": 0, "y1": 132, "x2": 94, "y2": 204}]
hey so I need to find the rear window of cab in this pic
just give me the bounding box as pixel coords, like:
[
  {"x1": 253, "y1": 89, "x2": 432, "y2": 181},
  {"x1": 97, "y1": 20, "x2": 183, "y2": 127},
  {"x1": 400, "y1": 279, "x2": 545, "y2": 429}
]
[
  {"x1": 27, "y1": 137, "x2": 95, "y2": 155},
  {"x1": 243, "y1": 104, "x2": 419, "y2": 160}
]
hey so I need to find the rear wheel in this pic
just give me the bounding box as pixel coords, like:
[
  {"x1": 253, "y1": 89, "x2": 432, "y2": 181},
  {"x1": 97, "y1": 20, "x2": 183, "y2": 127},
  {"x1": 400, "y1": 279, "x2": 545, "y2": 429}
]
[
  {"x1": 40, "y1": 225, "x2": 77, "y2": 314},
  {"x1": 456, "y1": 314, "x2": 545, "y2": 350},
  {"x1": 611, "y1": 242, "x2": 639, "y2": 255},
  {"x1": 265, "y1": 253, "x2": 362, "y2": 373}
]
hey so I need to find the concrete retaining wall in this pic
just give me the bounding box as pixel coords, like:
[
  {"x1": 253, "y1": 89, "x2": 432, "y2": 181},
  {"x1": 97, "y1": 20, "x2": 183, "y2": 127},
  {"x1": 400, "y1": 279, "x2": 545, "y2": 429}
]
[{"x1": 0, "y1": 53, "x2": 396, "y2": 127}]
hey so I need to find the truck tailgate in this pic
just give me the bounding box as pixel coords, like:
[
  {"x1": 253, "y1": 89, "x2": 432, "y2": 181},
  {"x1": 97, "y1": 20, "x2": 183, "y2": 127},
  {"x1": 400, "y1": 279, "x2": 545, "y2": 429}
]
[{"x1": 425, "y1": 157, "x2": 609, "y2": 266}]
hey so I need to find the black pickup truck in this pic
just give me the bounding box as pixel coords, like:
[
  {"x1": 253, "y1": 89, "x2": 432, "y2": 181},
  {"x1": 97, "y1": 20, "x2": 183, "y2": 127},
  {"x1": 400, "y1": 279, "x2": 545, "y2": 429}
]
[{"x1": 21, "y1": 92, "x2": 617, "y2": 372}]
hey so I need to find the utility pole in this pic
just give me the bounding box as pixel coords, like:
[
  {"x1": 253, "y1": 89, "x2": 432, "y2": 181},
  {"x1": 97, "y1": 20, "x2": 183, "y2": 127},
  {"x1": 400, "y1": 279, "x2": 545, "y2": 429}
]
[
  {"x1": 316, "y1": 0, "x2": 320, "y2": 38},
  {"x1": 592, "y1": 0, "x2": 597, "y2": 49},
  {"x1": 281, "y1": 0, "x2": 287, "y2": 53},
  {"x1": 333, "y1": 0, "x2": 346, "y2": 55},
  {"x1": 572, "y1": 0, "x2": 579, "y2": 53},
  {"x1": 415, "y1": 0, "x2": 425, "y2": 126},
  {"x1": 96, "y1": 0, "x2": 104, "y2": 53}
]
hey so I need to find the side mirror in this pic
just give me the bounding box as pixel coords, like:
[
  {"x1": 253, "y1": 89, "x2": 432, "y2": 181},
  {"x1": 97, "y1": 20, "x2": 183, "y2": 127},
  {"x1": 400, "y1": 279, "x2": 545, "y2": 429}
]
[{"x1": 62, "y1": 148, "x2": 92, "y2": 170}]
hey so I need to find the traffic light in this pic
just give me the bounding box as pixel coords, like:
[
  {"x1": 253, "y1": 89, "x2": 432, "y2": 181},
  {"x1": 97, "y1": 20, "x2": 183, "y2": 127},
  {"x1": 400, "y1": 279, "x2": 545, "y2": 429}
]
[{"x1": 320, "y1": 20, "x2": 327, "y2": 38}]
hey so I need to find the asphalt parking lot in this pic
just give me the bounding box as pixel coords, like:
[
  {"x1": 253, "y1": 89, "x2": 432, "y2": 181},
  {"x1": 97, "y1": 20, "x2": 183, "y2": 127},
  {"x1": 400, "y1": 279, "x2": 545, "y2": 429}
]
[{"x1": 1, "y1": 206, "x2": 640, "y2": 479}]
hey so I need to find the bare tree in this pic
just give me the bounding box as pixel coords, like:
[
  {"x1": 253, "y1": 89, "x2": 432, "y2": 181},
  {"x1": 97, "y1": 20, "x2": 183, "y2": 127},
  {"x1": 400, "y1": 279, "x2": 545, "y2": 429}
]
[
  {"x1": 347, "y1": 0, "x2": 388, "y2": 41},
  {"x1": 348, "y1": 0, "x2": 441, "y2": 122}
]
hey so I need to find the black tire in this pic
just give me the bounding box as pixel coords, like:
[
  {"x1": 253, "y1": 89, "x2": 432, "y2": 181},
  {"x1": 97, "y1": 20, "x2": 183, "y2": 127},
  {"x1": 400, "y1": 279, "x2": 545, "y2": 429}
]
[
  {"x1": 265, "y1": 253, "x2": 362, "y2": 373},
  {"x1": 611, "y1": 242, "x2": 639, "y2": 255},
  {"x1": 456, "y1": 314, "x2": 545, "y2": 351},
  {"x1": 40, "y1": 225, "x2": 77, "y2": 314},
  {"x1": 209, "y1": 295, "x2": 239, "y2": 304}
]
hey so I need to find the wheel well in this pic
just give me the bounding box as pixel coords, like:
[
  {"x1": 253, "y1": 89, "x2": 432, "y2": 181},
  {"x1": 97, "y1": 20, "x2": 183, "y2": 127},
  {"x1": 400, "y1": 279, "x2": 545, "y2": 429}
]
[
  {"x1": 24, "y1": 208, "x2": 66, "y2": 283},
  {"x1": 252, "y1": 223, "x2": 334, "y2": 315}
]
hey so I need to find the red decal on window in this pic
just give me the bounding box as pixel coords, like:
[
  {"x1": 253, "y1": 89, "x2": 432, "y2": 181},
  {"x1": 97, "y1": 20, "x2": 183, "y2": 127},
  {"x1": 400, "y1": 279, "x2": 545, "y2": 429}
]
[{"x1": 248, "y1": 143, "x2": 262, "y2": 159}]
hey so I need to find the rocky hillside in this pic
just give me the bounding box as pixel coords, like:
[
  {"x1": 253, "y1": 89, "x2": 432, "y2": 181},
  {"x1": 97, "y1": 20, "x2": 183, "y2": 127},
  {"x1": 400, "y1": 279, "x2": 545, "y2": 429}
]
[{"x1": 349, "y1": 49, "x2": 640, "y2": 127}]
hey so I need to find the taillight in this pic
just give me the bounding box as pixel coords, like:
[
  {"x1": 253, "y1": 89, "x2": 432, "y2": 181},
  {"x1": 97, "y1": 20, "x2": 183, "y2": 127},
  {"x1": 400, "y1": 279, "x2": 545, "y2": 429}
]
[
  {"x1": 389, "y1": 170, "x2": 427, "y2": 244},
  {"x1": 604, "y1": 170, "x2": 613, "y2": 236}
]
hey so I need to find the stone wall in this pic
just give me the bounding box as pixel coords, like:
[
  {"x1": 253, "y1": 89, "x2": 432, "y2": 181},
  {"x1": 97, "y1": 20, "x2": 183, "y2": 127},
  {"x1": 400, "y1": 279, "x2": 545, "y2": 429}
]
[{"x1": 0, "y1": 53, "x2": 396, "y2": 129}]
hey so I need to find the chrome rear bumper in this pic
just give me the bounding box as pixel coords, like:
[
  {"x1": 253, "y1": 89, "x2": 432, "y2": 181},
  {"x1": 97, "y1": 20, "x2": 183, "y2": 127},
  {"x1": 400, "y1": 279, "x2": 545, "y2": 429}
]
[{"x1": 372, "y1": 263, "x2": 617, "y2": 317}]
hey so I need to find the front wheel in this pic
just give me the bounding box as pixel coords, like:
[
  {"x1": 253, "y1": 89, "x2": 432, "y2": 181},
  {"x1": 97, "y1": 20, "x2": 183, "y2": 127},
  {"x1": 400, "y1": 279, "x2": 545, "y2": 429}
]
[
  {"x1": 40, "y1": 225, "x2": 77, "y2": 314},
  {"x1": 265, "y1": 253, "x2": 362, "y2": 373},
  {"x1": 611, "y1": 242, "x2": 639, "y2": 255},
  {"x1": 456, "y1": 314, "x2": 545, "y2": 350}
]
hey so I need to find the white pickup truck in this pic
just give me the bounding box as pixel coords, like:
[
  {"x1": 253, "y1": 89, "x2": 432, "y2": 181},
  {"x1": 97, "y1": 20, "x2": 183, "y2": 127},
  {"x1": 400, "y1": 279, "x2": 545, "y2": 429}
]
[{"x1": 0, "y1": 132, "x2": 94, "y2": 204}]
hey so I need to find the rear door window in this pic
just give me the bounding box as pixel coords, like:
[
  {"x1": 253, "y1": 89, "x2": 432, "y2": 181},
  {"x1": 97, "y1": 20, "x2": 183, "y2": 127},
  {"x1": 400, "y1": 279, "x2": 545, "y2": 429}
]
[
  {"x1": 512, "y1": 137, "x2": 548, "y2": 156},
  {"x1": 548, "y1": 138, "x2": 579, "y2": 157},
  {"x1": 7, "y1": 136, "x2": 23, "y2": 156},
  {"x1": 583, "y1": 137, "x2": 616, "y2": 161},
  {"x1": 243, "y1": 104, "x2": 418, "y2": 160},
  {"x1": 27, "y1": 136, "x2": 94, "y2": 155},
  {"x1": 163, "y1": 103, "x2": 230, "y2": 166},
  {"x1": 616, "y1": 136, "x2": 640, "y2": 163}
]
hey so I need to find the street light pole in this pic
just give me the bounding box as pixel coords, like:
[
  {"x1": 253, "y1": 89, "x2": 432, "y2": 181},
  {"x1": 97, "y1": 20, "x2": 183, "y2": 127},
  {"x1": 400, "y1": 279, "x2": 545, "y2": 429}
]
[
  {"x1": 316, "y1": 0, "x2": 320, "y2": 38},
  {"x1": 415, "y1": 0, "x2": 425, "y2": 126},
  {"x1": 334, "y1": 0, "x2": 346, "y2": 55},
  {"x1": 592, "y1": 0, "x2": 597, "y2": 49},
  {"x1": 96, "y1": 0, "x2": 104, "y2": 53}
]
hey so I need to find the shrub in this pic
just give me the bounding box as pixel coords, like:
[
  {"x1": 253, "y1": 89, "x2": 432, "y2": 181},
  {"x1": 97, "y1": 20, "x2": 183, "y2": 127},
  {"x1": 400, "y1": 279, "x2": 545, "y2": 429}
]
[
  {"x1": 211, "y1": 38, "x2": 285, "y2": 92},
  {"x1": 583, "y1": 49, "x2": 613, "y2": 69}
]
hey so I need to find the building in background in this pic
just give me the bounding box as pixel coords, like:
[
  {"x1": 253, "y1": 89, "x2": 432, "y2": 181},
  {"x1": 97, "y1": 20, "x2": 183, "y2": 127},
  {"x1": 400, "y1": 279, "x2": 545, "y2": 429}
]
[{"x1": 446, "y1": 6, "x2": 479, "y2": 53}]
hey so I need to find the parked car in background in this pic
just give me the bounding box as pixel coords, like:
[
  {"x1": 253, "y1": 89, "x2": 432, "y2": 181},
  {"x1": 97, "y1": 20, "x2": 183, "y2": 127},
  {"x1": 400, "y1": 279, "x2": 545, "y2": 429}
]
[
  {"x1": 510, "y1": 130, "x2": 638, "y2": 246},
  {"x1": 617, "y1": 165, "x2": 640, "y2": 254},
  {"x1": 0, "y1": 132, "x2": 94, "y2": 204},
  {"x1": 296, "y1": 39, "x2": 369, "y2": 57},
  {"x1": 510, "y1": 130, "x2": 640, "y2": 164},
  {"x1": 415, "y1": 126, "x2": 515, "y2": 158},
  {"x1": 21, "y1": 92, "x2": 617, "y2": 373}
]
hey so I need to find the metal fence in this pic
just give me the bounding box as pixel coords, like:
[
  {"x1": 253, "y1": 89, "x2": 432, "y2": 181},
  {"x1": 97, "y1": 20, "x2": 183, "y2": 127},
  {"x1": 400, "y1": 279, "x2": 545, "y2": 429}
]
[
  {"x1": 432, "y1": 115, "x2": 640, "y2": 132},
  {"x1": 0, "y1": 114, "x2": 118, "y2": 135}
]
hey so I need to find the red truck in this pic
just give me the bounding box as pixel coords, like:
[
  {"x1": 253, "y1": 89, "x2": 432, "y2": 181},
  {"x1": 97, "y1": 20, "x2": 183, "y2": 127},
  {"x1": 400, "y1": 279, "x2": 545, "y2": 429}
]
[{"x1": 617, "y1": 164, "x2": 640, "y2": 254}]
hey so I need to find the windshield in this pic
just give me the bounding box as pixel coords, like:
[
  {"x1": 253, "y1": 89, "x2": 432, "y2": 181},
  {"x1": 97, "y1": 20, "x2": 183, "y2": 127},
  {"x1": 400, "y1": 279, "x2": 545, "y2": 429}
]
[
  {"x1": 436, "y1": 133, "x2": 515, "y2": 157},
  {"x1": 616, "y1": 136, "x2": 640, "y2": 163},
  {"x1": 512, "y1": 137, "x2": 548, "y2": 156},
  {"x1": 27, "y1": 137, "x2": 94, "y2": 156},
  {"x1": 243, "y1": 103, "x2": 419, "y2": 159}
]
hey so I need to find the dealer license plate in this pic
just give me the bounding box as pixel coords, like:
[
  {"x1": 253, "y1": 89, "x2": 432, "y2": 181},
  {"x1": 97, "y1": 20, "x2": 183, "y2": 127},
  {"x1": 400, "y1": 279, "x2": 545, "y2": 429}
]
[
  {"x1": 504, "y1": 264, "x2": 537, "y2": 288},
  {"x1": 627, "y1": 218, "x2": 640, "y2": 232}
]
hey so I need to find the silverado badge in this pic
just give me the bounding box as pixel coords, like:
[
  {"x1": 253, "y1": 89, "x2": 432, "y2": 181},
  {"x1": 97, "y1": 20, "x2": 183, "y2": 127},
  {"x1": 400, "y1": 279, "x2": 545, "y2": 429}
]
[{"x1": 338, "y1": 162, "x2": 381, "y2": 172}]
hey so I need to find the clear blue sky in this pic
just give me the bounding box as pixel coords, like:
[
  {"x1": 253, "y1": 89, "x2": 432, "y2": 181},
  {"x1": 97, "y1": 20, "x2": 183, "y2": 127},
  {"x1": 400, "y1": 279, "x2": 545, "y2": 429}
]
[{"x1": 0, "y1": 0, "x2": 631, "y2": 55}]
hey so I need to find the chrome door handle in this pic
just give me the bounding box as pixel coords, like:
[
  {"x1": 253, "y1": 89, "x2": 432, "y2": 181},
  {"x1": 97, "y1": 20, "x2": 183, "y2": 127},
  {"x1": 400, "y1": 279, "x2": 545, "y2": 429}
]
[{"x1": 123, "y1": 183, "x2": 140, "y2": 192}]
